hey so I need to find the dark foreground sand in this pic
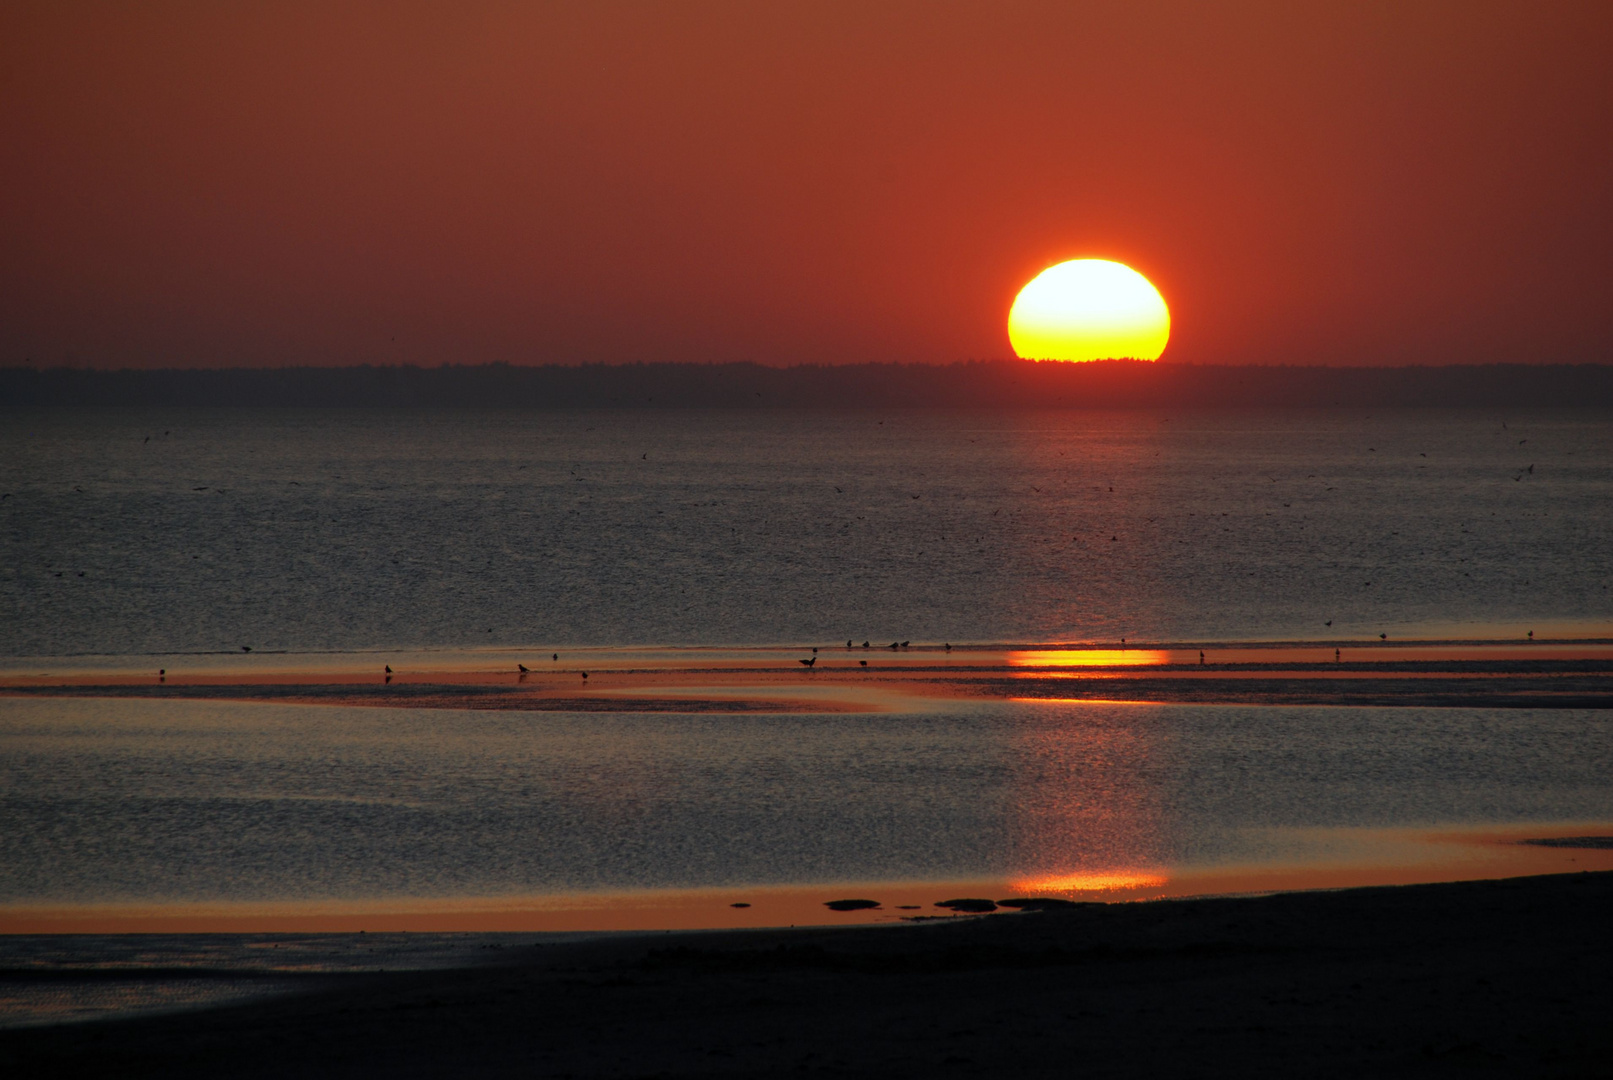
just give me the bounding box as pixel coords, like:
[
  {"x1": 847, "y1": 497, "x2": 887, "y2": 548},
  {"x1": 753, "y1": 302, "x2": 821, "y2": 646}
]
[{"x1": 4, "y1": 871, "x2": 1611, "y2": 1078}]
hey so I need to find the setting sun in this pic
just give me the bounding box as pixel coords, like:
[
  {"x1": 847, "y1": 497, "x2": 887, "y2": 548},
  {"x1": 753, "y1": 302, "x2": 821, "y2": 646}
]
[{"x1": 1008, "y1": 259, "x2": 1170, "y2": 362}]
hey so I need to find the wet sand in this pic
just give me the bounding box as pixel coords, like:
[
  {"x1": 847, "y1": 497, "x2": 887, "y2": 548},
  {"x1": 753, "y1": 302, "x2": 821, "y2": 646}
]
[
  {"x1": 3, "y1": 869, "x2": 1610, "y2": 1078},
  {"x1": 4, "y1": 640, "x2": 1612, "y2": 713}
]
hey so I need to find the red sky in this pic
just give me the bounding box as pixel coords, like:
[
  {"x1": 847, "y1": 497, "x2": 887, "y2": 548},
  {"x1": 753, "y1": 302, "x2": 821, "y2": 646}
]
[{"x1": 2, "y1": 1, "x2": 1609, "y2": 368}]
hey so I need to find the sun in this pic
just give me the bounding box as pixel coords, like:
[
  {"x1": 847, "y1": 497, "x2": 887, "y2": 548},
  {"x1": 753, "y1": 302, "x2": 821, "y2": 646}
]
[{"x1": 1008, "y1": 259, "x2": 1170, "y2": 361}]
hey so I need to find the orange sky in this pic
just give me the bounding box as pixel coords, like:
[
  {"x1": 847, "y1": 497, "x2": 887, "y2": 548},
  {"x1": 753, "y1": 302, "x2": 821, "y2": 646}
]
[{"x1": 2, "y1": 1, "x2": 1609, "y2": 368}]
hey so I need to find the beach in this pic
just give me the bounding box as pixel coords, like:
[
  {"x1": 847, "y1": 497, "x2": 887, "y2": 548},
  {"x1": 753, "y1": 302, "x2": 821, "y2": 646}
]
[{"x1": 3, "y1": 868, "x2": 1610, "y2": 1077}]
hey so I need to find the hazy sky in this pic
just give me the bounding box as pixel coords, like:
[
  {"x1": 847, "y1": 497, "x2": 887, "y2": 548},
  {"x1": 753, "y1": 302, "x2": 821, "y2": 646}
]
[{"x1": 3, "y1": 1, "x2": 1609, "y2": 368}]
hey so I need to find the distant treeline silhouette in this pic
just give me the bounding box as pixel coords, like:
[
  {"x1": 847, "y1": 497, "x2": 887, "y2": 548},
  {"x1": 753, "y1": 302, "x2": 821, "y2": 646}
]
[{"x1": 3, "y1": 361, "x2": 1611, "y2": 409}]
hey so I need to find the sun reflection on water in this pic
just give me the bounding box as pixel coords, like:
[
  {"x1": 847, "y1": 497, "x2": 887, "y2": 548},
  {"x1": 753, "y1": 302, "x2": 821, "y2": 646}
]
[
  {"x1": 1009, "y1": 650, "x2": 1171, "y2": 667},
  {"x1": 1010, "y1": 871, "x2": 1170, "y2": 894}
]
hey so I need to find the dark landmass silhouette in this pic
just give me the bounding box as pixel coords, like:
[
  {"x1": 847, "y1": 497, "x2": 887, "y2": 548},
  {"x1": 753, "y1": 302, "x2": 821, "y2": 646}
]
[{"x1": 3, "y1": 360, "x2": 1611, "y2": 409}]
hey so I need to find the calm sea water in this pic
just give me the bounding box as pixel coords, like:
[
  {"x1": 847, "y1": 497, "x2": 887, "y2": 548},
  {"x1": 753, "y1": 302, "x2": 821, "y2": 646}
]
[
  {"x1": 2, "y1": 407, "x2": 1610, "y2": 655},
  {"x1": 2, "y1": 697, "x2": 1610, "y2": 905},
  {"x1": 2, "y1": 407, "x2": 1611, "y2": 913}
]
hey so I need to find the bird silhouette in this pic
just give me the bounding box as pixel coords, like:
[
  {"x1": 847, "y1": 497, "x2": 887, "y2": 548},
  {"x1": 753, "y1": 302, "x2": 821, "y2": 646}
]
[
  {"x1": 518, "y1": 664, "x2": 529, "y2": 673},
  {"x1": 859, "y1": 660, "x2": 868, "y2": 667},
  {"x1": 900, "y1": 641, "x2": 909, "y2": 647},
  {"x1": 800, "y1": 657, "x2": 816, "y2": 667},
  {"x1": 1324, "y1": 620, "x2": 1332, "y2": 627},
  {"x1": 385, "y1": 665, "x2": 392, "y2": 674},
  {"x1": 1379, "y1": 633, "x2": 1388, "y2": 640},
  {"x1": 553, "y1": 654, "x2": 558, "y2": 661},
  {"x1": 581, "y1": 672, "x2": 588, "y2": 680},
  {"x1": 241, "y1": 646, "x2": 251, "y2": 652},
  {"x1": 1199, "y1": 651, "x2": 1205, "y2": 665},
  {"x1": 812, "y1": 647, "x2": 818, "y2": 653},
  {"x1": 944, "y1": 643, "x2": 951, "y2": 652},
  {"x1": 889, "y1": 642, "x2": 900, "y2": 649},
  {"x1": 846, "y1": 640, "x2": 853, "y2": 648},
  {"x1": 862, "y1": 641, "x2": 870, "y2": 648}
]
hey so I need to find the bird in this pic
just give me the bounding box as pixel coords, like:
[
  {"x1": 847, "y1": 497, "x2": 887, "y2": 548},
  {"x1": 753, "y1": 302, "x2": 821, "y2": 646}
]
[
  {"x1": 581, "y1": 672, "x2": 588, "y2": 680},
  {"x1": 1335, "y1": 648, "x2": 1341, "y2": 662},
  {"x1": 859, "y1": 660, "x2": 868, "y2": 667},
  {"x1": 241, "y1": 646, "x2": 251, "y2": 652},
  {"x1": 1379, "y1": 632, "x2": 1387, "y2": 640},
  {"x1": 1324, "y1": 620, "x2": 1332, "y2": 627},
  {"x1": 385, "y1": 665, "x2": 392, "y2": 674},
  {"x1": 641, "y1": 453, "x2": 647, "y2": 459},
  {"x1": 158, "y1": 669, "x2": 165, "y2": 678},
  {"x1": 1199, "y1": 651, "x2": 1205, "y2": 665},
  {"x1": 944, "y1": 643, "x2": 951, "y2": 652},
  {"x1": 518, "y1": 664, "x2": 529, "y2": 673},
  {"x1": 553, "y1": 654, "x2": 558, "y2": 661},
  {"x1": 889, "y1": 642, "x2": 900, "y2": 649},
  {"x1": 1527, "y1": 630, "x2": 1534, "y2": 640},
  {"x1": 812, "y1": 647, "x2": 818, "y2": 653},
  {"x1": 862, "y1": 641, "x2": 870, "y2": 648},
  {"x1": 846, "y1": 640, "x2": 853, "y2": 648},
  {"x1": 800, "y1": 657, "x2": 816, "y2": 667},
  {"x1": 901, "y1": 641, "x2": 909, "y2": 648}
]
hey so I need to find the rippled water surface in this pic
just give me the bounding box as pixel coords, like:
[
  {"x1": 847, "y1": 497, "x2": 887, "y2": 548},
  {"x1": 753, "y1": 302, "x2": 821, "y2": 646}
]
[
  {"x1": 3, "y1": 407, "x2": 1610, "y2": 654},
  {"x1": 2, "y1": 697, "x2": 1609, "y2": 904}
]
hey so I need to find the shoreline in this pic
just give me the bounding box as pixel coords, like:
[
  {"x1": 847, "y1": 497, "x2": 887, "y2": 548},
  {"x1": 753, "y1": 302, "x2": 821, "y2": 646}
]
[
  {"x1": 4, "y1": 869, "x2": 1610, "y2": 1077},
  {"x1": 4, "y1": 640, "x2": 1611, "y2": 712},
  {"x1": 4, "y1": 823, "x2": 1613, "y2": 935}
]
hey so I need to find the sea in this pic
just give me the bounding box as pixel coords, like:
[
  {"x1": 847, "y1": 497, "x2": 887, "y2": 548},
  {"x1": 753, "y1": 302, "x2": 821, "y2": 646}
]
[{"x1": 2, "y1": 407, "x2": 1611, "y2": 925}]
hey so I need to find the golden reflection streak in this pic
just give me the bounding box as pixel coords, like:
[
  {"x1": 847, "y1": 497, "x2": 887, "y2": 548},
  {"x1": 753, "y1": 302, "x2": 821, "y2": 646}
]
[
  {"x1": 1010, "y1": 872, "x2": 1170, "y2": 894},
  {"x1": 1008, "y1": 649, "x2": 1171, "y2": 667}
]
